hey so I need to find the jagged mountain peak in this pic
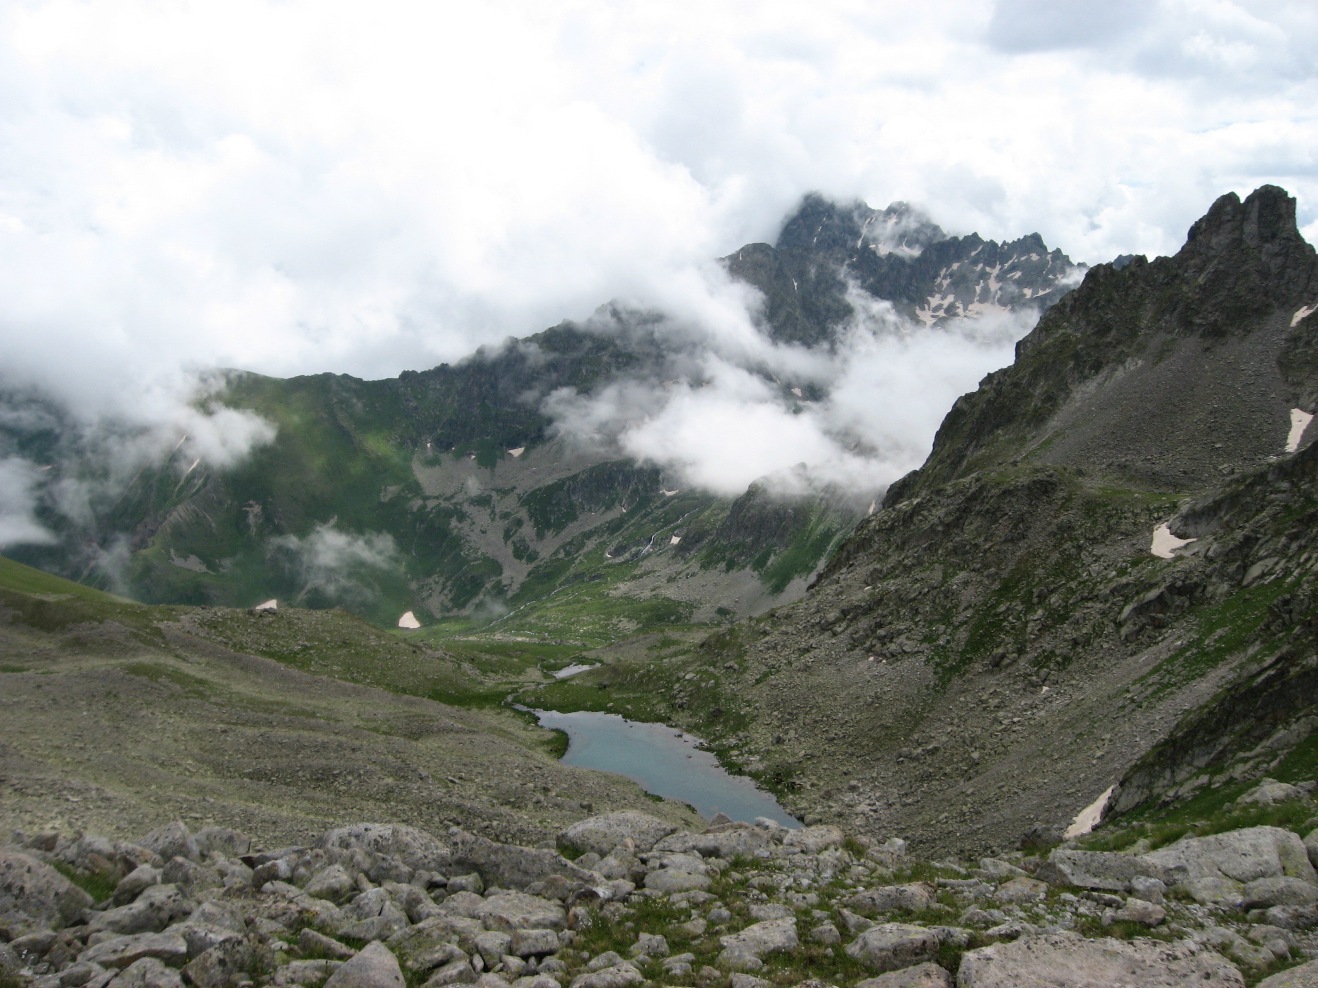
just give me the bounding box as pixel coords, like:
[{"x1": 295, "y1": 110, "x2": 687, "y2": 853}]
[
  {"x1": 887, "y1": 184, "x2": 1318, "y2": 503},
  {"x1": 775, "y1": 193, "x2": 946, "y2": 258}
]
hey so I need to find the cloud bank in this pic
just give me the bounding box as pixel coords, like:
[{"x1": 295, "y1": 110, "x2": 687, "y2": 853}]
[
  {"x1": 0, "y1": 0, "x2": 1314, "y2": 542},
  {"x1": 545, "y1": 280, "x2": 1038, "y2": 499}
]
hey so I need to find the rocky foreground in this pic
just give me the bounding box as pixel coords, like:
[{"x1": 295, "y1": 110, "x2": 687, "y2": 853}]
[{"x1": 4, "y1": 779, "x2": 1318, "y2": 988}]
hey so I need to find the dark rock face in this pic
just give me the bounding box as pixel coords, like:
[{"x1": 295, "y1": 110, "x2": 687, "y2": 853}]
[{"x1": 675, "y1": 187, "x2": 1318, "y2": 855}]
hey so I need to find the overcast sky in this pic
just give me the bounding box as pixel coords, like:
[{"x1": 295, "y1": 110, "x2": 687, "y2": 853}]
[{"x1": 0, "y1": 0, "x2": 1311, "y2": 448}]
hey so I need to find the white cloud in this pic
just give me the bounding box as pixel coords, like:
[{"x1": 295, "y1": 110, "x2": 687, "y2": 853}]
[
  {"x1": 545, "y1": 288, "x2": 1039, "y2": 499},
  {"x1": 0, "y1": 457, "x2": 55, "y2": 547},
  {"x1": 0, "y1": 0, "x2": 1311, "y2": 450},
  {"x1": 271, "y1": 524, "x2": 401, "y2": 604}
]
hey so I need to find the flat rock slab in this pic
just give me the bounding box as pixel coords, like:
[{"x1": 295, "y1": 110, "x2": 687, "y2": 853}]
[
  {"x1": 557, "y1": 812, "x2": 678, "y2": 857},
  {"x1": 956, "y1": 932, "x2": 1244, "y2": 987},
  {"x1": 473, "y1": 892, "x2": 566, "y2": 932},
  {"x1": 847, "y1": 883, "x2": 938, "y2": 914}
]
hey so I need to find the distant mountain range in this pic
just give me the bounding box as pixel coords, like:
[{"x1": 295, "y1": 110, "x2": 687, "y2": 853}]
[{"x1": 0, "y1": 195, "x2": 1081, "y2": 636}]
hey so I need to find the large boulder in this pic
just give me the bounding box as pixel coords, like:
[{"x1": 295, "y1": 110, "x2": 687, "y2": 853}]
[
  {"x1": 1256, "y1": 958, "x2": 1318, "y2": 988},
  {"x1": 1035, "y1": 849, "x2": 1174, "y2": 892},
  {"x1": 87, "y1": 884, "x2": 194, "y2": 935},
  {"x1": 957, "y1": 932, "x2": 1244, "y2": 987},
  {"x1": 844, "y1": 924, "x2": 939, "y2": 973},
  {"x1": 557, "y1": 812, "x2": 679, "y2": 858},
  {"x1": 1142, "y1": 827, "x2": 1317, "y2": 885},
  {"x1": 718, "y1": 918, "x2": 799, "y2": 968},
  {"x1": 323, "y1": 941, "x2": 406, "y2": 988},
  {"x1": 0, "y1": 849, "x2": 94, "y2": 936},
  {"x1": 446, "y1": 830, "x2": 600, "y2": 892},
  {"x1": 319, "y1": 824, "x2": 451, "y2": 873}
]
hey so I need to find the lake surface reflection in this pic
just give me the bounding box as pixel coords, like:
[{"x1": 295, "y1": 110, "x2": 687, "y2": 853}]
[{"x1": 526, "y1": 707, "x2": 801, "y2": 828}]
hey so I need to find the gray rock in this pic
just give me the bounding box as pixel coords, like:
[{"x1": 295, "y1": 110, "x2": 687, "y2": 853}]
[
  {"x1": 653, "y1": 827, "x2": 772, "y2": 859},
  {"x1": 192, "y1": 828, "x2": 251, "y2": 859},
  {"x1": 810, "y1": 923, "x2": 841, "y2": 945},
  {"x1": 855, "y1": 962, "x2": 952, "y2": 988},
  {"x1": 447, "y1": 832, "x2": 601, "y2": 894},
  {"x1": 137, "y1": 823, "x2": 199, "y2": 865},
  {"x1": 729, "y1": 975, "x2": 771, "y2": 988},
  {"x1": 1142, "y1": 826, "x2": 1317, "y2": 885},
  {"x1": 783, "y1": 825, "x2": 845, "y2": 853},
  {"x1": 81, "y1": 932, "x2": 190, "y2": 970},
  {"x1": 297, "y1": 928, "x2": 357, "y2": 961},
  {"x1": 1035, "y1": 849, "x2": 1172, "y2": 892},
  {"x1": 181, "y1": 938, "x2": 266, "y2": 988},
  {"x1": 1112, "y1": 896, "x2": 1165, "y2": 926},
  {"x1": 1256, "y1": 958, "x2": 1318, "y2": 987},
  {"x1": 305, "y1": 864, "x2": 358, "y2": 904},
  {"x1": 323, "y1": 941, "x2": 407, "y2": 988},
  {"x1": 844, "y1": 924, "x2": 939, "y2": 973},
  {"x1": 977, "y1": 858, "x2": 1027, "y2": 880},
  {"x1": 642, "y1": 869, "x2": 710, "y2": 893},
  {"x1": 320, "y1": 824, "x2": 452, "y2": 873},
  {"x1": 87, "y1": 884, "x2": 193, "y2": 935},
  {"x1": 112, "y1": 865, "x2": 162, "y2": 906},
  {"x1": 1181, "y1": 876, "x2": 1245, "y2": 908},
  {"x1": 424, "y1": 958, "x2": 478, "y2": 986},
  {"x1": 1244, "y1": 877, "x2": 1318, "y2": 909},
  {"x1": 1239, "y1": 780, "x2": 1304, "y2": 806},
  {"x1": 510, "y1": 929, "x2": 561, "y2": 958},
  {"x1": 957, "y1": 932, "x2": 1244, "y2": 987},
  {"x1": 474, "y1": 892, "x2": 567, "y2": 932},
  {"x1": 513, "y1": 976, "x2": 561, "y2": 988},
  {"x1": 472, "y1": 932, "x2": 513, "y2": 968},
  {"x1": 993, "y1": 878, "x2": 1047, "y2": 904},
  {"x1": 568, "y1": 963, "x2": 643, "y2": 988},
  {"x1": 629, "y1": 933, "x2": 667, "y2": 957},
  {"x1": 0, "y1": 849, "x2": 94, "y2": 935},
  {"x1": 718, "y1": 917, "x2": 798, "y2": 962},
  {"x1": 556, "y1": 813, "x2": 678, "y2": 858},
  {"x1": 105, "y1": 957, "x2": 185, "y2": 988},
  {"x1": 847, "y1": 883, "x2": 937, "y2": 914},
  {"x1": 275, "y1": 960, "x2": 344, "y2": 987}
]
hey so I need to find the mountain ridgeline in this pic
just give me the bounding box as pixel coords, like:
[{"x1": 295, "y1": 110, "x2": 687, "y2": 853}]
[
  {"x1": 1, "y1": 196, "x2": 1078, "y2": 636},
  {"x1": 567, "y1": 185, "x2": 1317, "y2": 855}
]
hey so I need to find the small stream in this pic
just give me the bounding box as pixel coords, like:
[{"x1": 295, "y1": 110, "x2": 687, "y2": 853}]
[{"x1": 523, "y1": 707, "x2": 801, "y2": 828}]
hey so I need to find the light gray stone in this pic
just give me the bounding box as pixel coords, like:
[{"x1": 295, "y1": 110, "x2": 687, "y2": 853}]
[
  {"x1": 1244, "y1": 877, "x2": 1318, "y2": 909},
  {"x1": 0, "y1": 849, "x2": 94, "y2": 935},
  {"x1": 1142, "y1": 827, "x2": 1317, "y2": 885},
  {"x1": 87, "y1": 884, "x2": 193, "y2": 936},
  {"x1": 1239, "y1": 780, "x2": 1304, "y2": 807},
  {"x1": 447, "y1": 832, "x2": 601, "y2": 893},
  {"x1": 137, "y1": 823, "x2": 199, "y2": 865},
  {"x1": 112, "y1": 865, "x2": 162, "y2": 906},
  {"x1": 1035, "y1": 849, "x2": 1172, "y2": 892},
  {"x1": 510, "y1": 929, "x2": 560, "y2": 958},
  {"x1": 718, "y1": 917, "x2": 798, "y2": 961},
  {"x1": 81, "y1": 932, "x2": 190, "y2": 970},
  {"x1": 993, "y1": 878, "x2": 1047, "y2": 904},
  {"x1": 957, "y1": 932, "x2": 1244, "y2": 987},
  {"x1": 304, "y1": 864, "x2": 357, "y2": 904},
  {"x1": 855, "y1": 961, "x2": 953, "y2": 988},
  {"x1": 568, "y1": 963, "x2": 643, "y2": 988},
  {"x1": 424, "y1": 958, "x2": 478, "y2": 986},
  {"x1": 323, "y1": 941, "x2": 407, "y2": 988},
  {"x1": 320, "y1": 824, "x2": 452, "y2": 873},
  {"x1": 105, "y1": 956, "x2": 185, "y2": 988},
  {"x1": 557, "y1": 813, "x2": 679, "y2": 858},
  {"x1": 844, "y1": 924, "x2": 939, "y2": 973},
  {"x1": 1256, "y1": 958, "x2": 1318, "y2": 988},
  {"x1": 783, "y1": 825, "x2": 845, "y2": 853},
  {"x1": 1112, "y1": 896, "x2": 1165, "y2": 926},
  {"x1": 642, "y1": 869, "x2": 710, "y2": 893},
  {"x1": 475, "y1": 892, "x2": 567, "y2": 933},
  {"x1": 847, "y1": 883, "x2": 937, "y2": 914},
  {"x1": 629, "y1": 933, "x2": 668, "y2": 957}
]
